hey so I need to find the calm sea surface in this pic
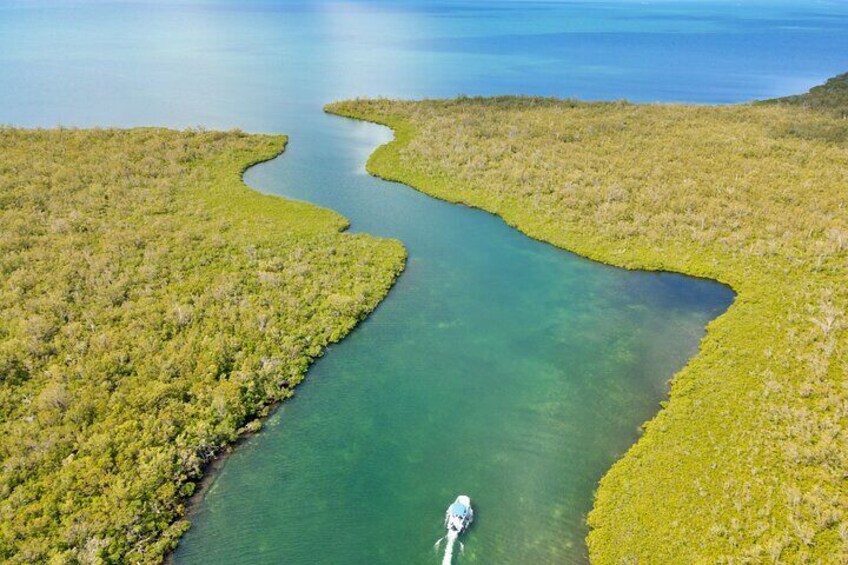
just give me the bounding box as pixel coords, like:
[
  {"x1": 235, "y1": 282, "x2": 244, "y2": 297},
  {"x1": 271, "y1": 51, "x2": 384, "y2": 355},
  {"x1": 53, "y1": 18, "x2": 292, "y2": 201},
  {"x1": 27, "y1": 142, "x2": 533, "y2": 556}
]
[{"x1": 2, "y1": 1, "x2": 845, "y2": 563}]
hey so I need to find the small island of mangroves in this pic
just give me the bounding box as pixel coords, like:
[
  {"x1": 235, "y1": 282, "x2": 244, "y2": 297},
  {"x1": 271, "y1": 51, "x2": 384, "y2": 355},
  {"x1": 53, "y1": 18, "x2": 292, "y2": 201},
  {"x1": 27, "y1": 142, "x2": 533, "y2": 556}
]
[
  {"x1": 0, "y1": 128, "x2": 404, "y2": 563},
  {"x1": 326, "y1": 73, "x2": 848, "y2": 563}
]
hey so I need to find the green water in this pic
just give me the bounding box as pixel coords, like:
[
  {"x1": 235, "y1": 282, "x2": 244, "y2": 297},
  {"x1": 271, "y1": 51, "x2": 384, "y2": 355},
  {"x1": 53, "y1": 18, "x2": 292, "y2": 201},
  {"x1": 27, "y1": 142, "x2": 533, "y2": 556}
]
[
  {"x1": 172, "y1": 116, "x2": 732, "y2": 563},
  {"x1": 175, "y1": 210, "x2": 730, "y2": 564},
  {"x1": 5, "y1": 0, "x2": 844, "y2": 562}
]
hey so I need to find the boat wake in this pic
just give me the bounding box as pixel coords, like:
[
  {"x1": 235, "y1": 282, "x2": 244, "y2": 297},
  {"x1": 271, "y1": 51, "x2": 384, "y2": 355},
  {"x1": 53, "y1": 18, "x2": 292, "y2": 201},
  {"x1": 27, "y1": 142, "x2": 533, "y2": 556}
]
[
  {"x1": 441, "y1": 530, "x2": 458, "y2": 565},
  {"x1": 435, "y1": 530, "x2": 464, "y2": 565}
]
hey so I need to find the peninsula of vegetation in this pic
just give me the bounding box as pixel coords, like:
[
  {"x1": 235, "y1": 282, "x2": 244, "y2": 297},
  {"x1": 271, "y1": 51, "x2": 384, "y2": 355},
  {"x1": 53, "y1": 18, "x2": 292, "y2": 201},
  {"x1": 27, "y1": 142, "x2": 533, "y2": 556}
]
[
  {"x1": 0, "y1": 128, "x2": 405, "y2": 563},
  {"x1": 326, "y1": 73, "x2": 848, "y2": 562}
]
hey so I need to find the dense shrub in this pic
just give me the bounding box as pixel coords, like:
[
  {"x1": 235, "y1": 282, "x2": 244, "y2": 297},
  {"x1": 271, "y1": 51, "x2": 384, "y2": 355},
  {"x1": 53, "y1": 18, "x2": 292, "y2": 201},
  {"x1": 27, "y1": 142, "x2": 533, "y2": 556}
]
[
  {"x1": 327, "y1": 76, "x2": 847, "y2": 563},
  {"x1": 0, "y1": 128, "x2": 405, "y2": 563},
  {"x1": 761, "y1": 72, "x2": 848, "y2": 118}
]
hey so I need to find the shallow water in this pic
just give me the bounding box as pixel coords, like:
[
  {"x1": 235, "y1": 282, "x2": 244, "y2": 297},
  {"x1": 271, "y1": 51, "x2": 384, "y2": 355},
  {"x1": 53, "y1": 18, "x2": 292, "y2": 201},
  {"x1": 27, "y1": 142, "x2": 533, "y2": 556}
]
[{"x1": 2, "y1": 1, "x2": 845, "y2": 563}]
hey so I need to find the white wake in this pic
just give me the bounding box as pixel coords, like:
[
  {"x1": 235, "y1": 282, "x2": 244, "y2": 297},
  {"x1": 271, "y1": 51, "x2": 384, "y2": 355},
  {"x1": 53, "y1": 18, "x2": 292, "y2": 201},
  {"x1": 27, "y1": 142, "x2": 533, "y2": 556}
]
[{"x1": 441, "y1": 530, "x2": 458, "y2": 565}]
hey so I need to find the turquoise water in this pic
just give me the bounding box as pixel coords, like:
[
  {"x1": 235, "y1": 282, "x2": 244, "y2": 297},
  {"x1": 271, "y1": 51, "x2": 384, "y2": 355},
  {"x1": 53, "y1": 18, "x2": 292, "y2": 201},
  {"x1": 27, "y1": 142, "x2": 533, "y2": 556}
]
[{"x1": 2, "y1": 1, "x2": 846, "y2": 563}]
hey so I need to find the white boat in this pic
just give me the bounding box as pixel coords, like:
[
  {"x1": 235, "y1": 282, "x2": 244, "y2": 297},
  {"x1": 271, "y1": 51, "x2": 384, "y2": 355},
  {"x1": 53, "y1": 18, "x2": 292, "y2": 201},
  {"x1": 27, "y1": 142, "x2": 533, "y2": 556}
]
[{"x1": 444, "y1": 495, "x2": 474, "y2": 534}]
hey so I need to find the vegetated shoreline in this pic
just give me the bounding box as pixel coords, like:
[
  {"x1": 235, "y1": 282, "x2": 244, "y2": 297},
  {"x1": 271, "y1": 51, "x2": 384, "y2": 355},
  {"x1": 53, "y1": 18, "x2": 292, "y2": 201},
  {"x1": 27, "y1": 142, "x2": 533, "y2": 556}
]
[
  {"x1": 325, "y1": 77, "x2": 847, "y2": 562},
  {"x1": 320, "y1": 102, "x2": 741, "y2": 557},
  {"x1": 328, "y1": 109, "x2": 738, "y2": 290},
  {"x1": 181, "y1": 137, "x2": 406, "y2": 563},
  {"x1": 162, "y1": 134, "x2": 409, "y2": 561},
  {"x1": 171, "y1": 153, "x2": 408, "y2": 546},
  {"x1": 0, "y1": 127, "x2": 405, "y2": 563}
]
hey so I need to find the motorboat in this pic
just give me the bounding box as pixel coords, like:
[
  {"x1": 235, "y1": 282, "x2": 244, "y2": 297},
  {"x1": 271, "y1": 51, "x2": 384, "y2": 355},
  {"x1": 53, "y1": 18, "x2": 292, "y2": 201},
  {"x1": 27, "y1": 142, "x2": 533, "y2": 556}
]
[{"x1": 444, "y1": 495, "x2": 474, "y2": 534}]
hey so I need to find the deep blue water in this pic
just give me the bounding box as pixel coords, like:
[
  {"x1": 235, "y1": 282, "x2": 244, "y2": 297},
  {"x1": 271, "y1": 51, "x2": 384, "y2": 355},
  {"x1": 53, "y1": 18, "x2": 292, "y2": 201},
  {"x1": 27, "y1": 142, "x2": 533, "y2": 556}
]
[
  {"x1": 0, "y1": 1, "x2": 844, "y2": 564},
  {"x1": 2, "y1": 0, "x2": 847, "y2": 131}
]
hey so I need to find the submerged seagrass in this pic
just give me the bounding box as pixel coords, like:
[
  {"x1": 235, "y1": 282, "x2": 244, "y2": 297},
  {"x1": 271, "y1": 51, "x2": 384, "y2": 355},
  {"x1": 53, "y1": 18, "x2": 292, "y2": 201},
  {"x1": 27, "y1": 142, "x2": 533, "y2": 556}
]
[
  {"x1": 326, "y1": 75, "x2": 848, "y2": 562},
  {"x1": 0, "y1": 128, "x2": 404, "y2": 563}
]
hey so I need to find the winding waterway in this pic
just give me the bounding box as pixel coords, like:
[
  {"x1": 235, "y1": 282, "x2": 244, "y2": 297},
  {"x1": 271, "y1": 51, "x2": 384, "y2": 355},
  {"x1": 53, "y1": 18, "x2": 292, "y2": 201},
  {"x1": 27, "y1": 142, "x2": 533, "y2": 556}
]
[{"x1": 3, "y1": 1, "x2": 847, "y2": 563}]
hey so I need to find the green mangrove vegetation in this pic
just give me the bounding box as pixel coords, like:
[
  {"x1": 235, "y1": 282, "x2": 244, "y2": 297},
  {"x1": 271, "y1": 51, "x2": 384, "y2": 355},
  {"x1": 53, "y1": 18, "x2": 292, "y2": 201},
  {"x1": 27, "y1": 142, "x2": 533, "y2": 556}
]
[
  {"x1": 0, "y1": 128, "x2": 405, "y2": 563},
  {"x1": 761, "y1": 71, "x2": 848, "y2": 118},
  {"x1": 326, "y1": 76, "x2": 848, "y2": 563}
]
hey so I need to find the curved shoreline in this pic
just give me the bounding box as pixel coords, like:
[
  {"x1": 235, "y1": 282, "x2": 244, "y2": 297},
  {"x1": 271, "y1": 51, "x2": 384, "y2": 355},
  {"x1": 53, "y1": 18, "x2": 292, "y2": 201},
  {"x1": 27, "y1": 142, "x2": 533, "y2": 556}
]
[
  {"x1": 0, "y1": 128, "x2": 406, "y2": 562},
  {"x1": 173, "y1": 144, "x2": 409, "y2": 537},
  {"x1": 322, "y1": 103, "x2": 739, "y2": 558},
  {"x1": 165, "y1": 137, "x2": 407, "y2": 560},
  {"x1": 326, "y1": 109, "x2": 738, "y2": 292},
  {"x1": 323, "y1": 95, "x2": 846, "y2": 562}
]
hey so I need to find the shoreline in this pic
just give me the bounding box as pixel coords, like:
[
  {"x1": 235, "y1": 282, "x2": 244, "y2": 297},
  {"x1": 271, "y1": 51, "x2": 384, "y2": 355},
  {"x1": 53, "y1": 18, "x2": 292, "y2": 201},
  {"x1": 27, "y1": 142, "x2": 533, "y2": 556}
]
[
  {"x1": 322, "y1": 102, "x2": 739, "y2": 560},
  {"x1": 323, "y1": 90, "x2": 846, "y2": 561},
  {"x1": 165, "y1": 135, "x2": 407, "y2": 562}
]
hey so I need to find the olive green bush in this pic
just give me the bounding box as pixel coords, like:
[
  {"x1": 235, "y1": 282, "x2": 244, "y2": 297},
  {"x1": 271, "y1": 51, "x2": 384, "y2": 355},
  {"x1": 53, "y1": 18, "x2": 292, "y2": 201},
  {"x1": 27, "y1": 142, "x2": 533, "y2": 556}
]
[
  {"x1": 762, "y1": 72, "x2": 848, "y2": 118},
  {"x1": 0, "y1": 128, "x2": 405, "y2": 563},
  {"x1": 326, "y1": 76, "x2": 847, "y2": 563}
]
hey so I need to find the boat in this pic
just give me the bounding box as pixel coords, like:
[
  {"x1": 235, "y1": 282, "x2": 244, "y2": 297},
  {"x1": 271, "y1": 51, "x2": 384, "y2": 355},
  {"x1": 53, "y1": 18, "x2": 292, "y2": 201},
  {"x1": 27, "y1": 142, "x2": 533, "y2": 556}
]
[{"x1": 444, "y1": 495, "x2": 474, "y2": 534}]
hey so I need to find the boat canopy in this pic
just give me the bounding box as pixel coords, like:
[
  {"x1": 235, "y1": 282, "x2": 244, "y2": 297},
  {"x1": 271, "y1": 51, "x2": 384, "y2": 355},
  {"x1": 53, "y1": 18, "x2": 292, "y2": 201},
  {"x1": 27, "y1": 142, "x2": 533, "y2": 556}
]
[{"x1": 449, "y1": 502, "x2": 469, "y2": 517}]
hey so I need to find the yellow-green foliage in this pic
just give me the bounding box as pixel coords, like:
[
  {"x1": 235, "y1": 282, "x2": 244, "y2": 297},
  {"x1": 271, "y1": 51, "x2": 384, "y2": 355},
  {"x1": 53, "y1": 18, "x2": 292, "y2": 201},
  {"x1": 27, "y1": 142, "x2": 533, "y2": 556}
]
[
  {"x1": 761, "y1": 72, "x2": 848, "y2": 119},
  {"x1": 0, "y1": 128, "x2": 405, "y2": 563},
  {"x1": 327, "y1": 85, "x2": 847, "y2": 563}
]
